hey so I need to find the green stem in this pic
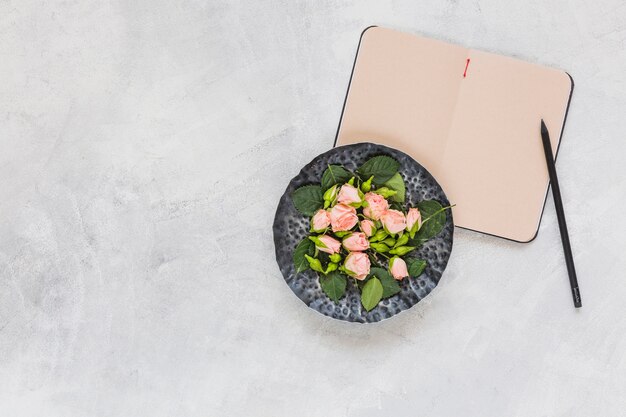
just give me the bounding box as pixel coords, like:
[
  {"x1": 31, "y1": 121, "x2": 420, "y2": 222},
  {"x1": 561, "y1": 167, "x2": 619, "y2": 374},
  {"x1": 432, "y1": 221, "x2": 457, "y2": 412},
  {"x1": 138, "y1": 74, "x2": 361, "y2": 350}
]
[
  {"x1": 327, "y1": 163, "x2": 337, "y2": 185},
  {"x1": 371, "y1": 250, "x2": 390, "y2": 260},
  {"x1": 420, "y1": 204, "x2": 456, "y2": 227}
]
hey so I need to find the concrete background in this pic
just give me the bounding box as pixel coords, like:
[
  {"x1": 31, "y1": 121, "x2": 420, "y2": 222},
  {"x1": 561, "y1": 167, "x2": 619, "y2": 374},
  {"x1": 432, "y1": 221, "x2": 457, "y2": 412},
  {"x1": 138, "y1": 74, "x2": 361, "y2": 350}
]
[{"x1": 1, "y1": 1, "x2": 625, "y2": 416}]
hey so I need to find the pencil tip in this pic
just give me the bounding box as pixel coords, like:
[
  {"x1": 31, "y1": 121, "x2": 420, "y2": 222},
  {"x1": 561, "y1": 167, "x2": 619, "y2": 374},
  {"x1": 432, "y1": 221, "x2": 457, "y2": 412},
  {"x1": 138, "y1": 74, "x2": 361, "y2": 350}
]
[{"x1": 541, "y1": 119, "x2": 548, "y2": 134}]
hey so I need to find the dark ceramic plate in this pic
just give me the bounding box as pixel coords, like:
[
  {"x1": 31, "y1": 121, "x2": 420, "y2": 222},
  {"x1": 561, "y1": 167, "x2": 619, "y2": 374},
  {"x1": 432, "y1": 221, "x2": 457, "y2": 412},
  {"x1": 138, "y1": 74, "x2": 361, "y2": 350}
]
[{"x1": 273, "y1": 143, "x2": 453, "y2": 323}]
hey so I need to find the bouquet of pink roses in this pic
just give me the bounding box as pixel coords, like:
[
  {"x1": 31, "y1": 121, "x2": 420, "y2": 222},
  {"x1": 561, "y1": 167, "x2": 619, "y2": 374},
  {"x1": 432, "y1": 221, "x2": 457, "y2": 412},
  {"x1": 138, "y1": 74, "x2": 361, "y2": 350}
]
[{"x1": 291, "y1": 155, "x2": 451, "y2": 311}]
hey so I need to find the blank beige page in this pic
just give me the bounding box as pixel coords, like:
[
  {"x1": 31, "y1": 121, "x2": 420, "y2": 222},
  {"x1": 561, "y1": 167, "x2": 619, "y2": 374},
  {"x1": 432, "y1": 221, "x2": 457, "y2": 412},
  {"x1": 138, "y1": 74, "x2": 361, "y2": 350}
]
[{"x1": 336, "y1": 26, "x2": 573, "y2": 242}]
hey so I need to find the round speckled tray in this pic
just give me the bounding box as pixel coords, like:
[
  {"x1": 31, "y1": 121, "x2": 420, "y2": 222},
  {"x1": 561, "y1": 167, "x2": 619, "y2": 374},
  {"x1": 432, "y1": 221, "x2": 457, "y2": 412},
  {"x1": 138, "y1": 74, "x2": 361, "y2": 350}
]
[{"x1": 273, "y1": 143, "x2": 453, "y2": 323}]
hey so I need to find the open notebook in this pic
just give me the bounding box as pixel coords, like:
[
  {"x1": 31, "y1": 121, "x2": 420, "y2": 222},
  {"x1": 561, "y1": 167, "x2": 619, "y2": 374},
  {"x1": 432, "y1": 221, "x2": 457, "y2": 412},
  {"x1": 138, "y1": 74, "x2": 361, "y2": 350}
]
[{"x1": 335, "y1": 26, "x2": 573, "y2": 242}]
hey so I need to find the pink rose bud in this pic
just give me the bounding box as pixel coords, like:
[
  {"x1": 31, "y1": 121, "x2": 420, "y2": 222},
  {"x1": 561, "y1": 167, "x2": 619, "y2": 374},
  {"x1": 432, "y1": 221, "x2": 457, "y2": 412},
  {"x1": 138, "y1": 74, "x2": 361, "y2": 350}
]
[
  {"x1": 311, "y1": 209, "x2": 331, "y2": 232},
  {"x1": 381, "y1": 209, "x2": 406, "y2": 235},
  {"x1": 342, "y1": 232, "x2": 370, "y2": 252},
  {"x1": 363, "y1": 192, "x2": 389, "y2": 220},
  {"x1": 344, "y1": 252, "x2": 371, "y2": 280},
  {"x1": 360, "y1": 219, "x2": 376, "y2": 237},
  {"x1": 337, "y1": 184, "x2": 362, "y2": 205},
  {"x1": 406, "y1": 208, "x2": 422, "y2": 233},
  {"x1": 329, "y1": 203, "x2": 358, "y2": 232},
  {"x1": 315, "y1": 235, "x2": 341, "y2": 254},
  {"x1": 389, "y1": 256, "x2": 409, "y2": 280}
]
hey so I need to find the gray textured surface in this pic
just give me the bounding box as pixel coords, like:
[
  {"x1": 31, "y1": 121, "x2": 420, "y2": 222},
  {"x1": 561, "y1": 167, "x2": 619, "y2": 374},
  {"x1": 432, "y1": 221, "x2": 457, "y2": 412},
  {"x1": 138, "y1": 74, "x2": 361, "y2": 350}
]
[
  {"x1": 1, "y1": 1, "x2": 626, "y2": 416},
  {"x1": 273, "y1": 143, "x2": 453, "y2": 323}
]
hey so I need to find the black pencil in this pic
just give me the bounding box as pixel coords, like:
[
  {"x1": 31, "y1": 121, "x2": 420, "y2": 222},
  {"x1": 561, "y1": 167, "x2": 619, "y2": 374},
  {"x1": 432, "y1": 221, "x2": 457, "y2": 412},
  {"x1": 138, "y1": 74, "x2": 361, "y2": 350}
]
[{"x1": 540, "y1": 119, "x2": 582, "y2": 308}]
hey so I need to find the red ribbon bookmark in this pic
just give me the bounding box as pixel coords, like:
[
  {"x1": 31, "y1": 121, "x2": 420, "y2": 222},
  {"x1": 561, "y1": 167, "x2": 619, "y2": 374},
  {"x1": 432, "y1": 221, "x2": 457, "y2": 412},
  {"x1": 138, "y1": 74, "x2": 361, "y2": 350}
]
[{"x1": 463, "y1": 58, "x2": 470, "y2": 78}]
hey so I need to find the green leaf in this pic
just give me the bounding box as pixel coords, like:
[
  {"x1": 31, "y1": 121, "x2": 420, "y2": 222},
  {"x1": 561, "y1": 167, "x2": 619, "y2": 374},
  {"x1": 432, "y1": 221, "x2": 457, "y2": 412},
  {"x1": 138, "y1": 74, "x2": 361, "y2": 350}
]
[
  {"x1": 293, "y1": 238, "x2": 315, "y2": 272},
  {"x1": 357, "y1": 155, "x2": 400, "y2": 186},
  {"x1": 321, "y1": 165, "x2": 352, "y2": 191},
  {"x1": 292, "y1": 185, "x2": 323, "y2": 216},
  {"x1": 320, "y1": 271, "x2": 347, "y2": 302},
  {"x1": 361, "y1": 277, "x2": 383, "y2": 311},
  {"x1": 383, "y1": 172, "x2": 406, "y2": 203},
  {"x1": 411, "y1": 200, "x2": 447, "y2": 244},
  {"x1": 407, "y1": 258, "x2": 427, "y2": 277},
  {"x1": 368, "y1": 267, "x2": 401, "y2": 298}
]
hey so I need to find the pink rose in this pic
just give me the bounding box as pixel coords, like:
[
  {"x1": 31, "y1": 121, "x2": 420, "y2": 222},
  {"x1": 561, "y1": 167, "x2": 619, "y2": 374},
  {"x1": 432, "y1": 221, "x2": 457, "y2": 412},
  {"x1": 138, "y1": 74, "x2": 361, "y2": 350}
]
[
  {"x1": 389, "y1": 256, "x2": 408, "y2": 280},
  {"x1": 363, "y1": 192, "x2": 389, "y2": 220},
  {"x1": 311, "y1": 209, "x2": 331, "y2": 232},
  {"x1": 344, "y1": 252, "x2": 371, "y2": 280},
  {"x1": 315, "y1": 235, "x2": 341, "y2": 254},
  {"x1": 329, "y1": 203, "x2": 358, "y2": 232},
  {"x1": 406, "y1": 208, "x2": 422, "y2": 233},
  {"x1": 381, "y1": 209, "x2": 406, "y2": 234},
  {"x1": 360, "y1": 219, "x2": 376, "y2": 237},
  {"x1": 342, "y1": 232, "x2": 370, "y2": 252},
  {"x1": 337, "y1": 184, "x2": 361, "y2": 205}
]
